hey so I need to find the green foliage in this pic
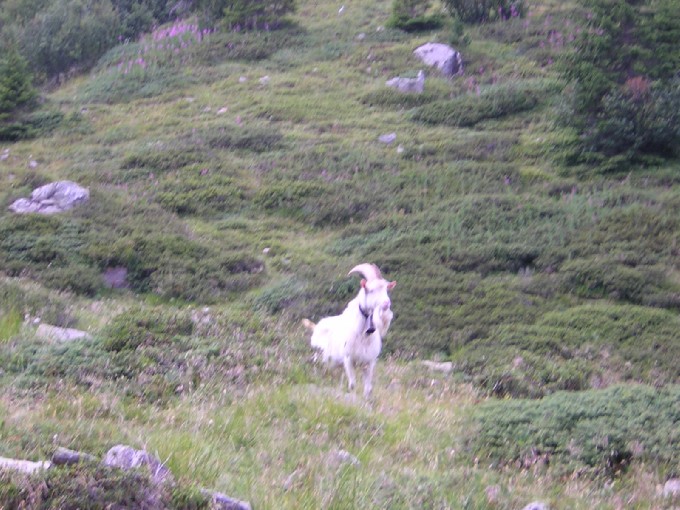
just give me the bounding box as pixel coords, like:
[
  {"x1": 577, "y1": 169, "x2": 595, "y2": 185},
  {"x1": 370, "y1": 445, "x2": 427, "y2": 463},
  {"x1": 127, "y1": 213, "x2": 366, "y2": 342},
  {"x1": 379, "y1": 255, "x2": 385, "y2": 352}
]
[
  {"x1": 443, "y1": 0, "x2": 524, "y2": 23},
  {"x1": 200, "y1": 0, "x2": 296, "y2": 29},
  {"x1": 411, "y1": 80, "x2": 554, "y2": 127},
  {"x1": 102, "y1": 307, "x2": 194, "y2": 352},
  {"x1": 0, "y1": 47, "x2": 36, "y2": 121},
  {"x1": 252, "y1": 277, "x2": 308, "y2": 314},
  {"x1": 560, "y1": 0, "x2": 680, "y2": 164},
  {"x1": 468, "y1": 384, "x2": 680, "y2": 477},
  {"x1": 387, "y1": 0, "x2": 445, "y2": 32},
  {"x1": 452, "y1": 304, "x2": 680, "y2": 398},
  {"x1": 0, "y1": 279, "x2": 75, "y2": 327},
  {"x1": 586, "y1": 79, "x2": 680, "y2": 159},
  {"x1": 19, "y1": 0, "x2": 119, "y2": 78},
  {"x1": 0, "y1": 109, "x2": 65, "y2": 142},
  {"x1": 0, "y1": 308, "x2": 22, "y2": 343},
  {"x1": 0, "y1": 463, "x2": 210, "y2": 509}
]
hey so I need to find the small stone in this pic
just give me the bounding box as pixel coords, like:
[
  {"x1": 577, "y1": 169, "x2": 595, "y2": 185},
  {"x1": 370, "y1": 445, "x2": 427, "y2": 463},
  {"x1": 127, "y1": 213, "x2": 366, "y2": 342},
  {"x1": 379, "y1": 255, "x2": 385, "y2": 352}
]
[
  {"x1": 663, "y1": 479, "x2": 680, "y2": 498},
  {"x1": 379, "y1": 133, "x2": 397, "y2": 144},
  {"x1": 522, "y1": 502, "x2": 549, "y2": 510}
]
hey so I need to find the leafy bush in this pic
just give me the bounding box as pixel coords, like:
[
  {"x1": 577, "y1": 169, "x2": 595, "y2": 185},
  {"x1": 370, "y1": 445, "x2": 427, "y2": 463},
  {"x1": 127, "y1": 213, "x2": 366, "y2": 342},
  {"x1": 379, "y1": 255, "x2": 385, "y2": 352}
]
[
  {"x1": 0, "y1": 279, "x2": 75, "y2": 327},
  {"x1": 411, "y1": 80, "x2": 552, "y2": 127},
  {"x1": 452, "y1": 303, "x2": 680, "y2": 397},
  {"x1": 204, "y1": 124, "x2": 283, "y2": 152},
  {"x1": 200, "y1": 0, "x2": 296, "y2": 29},
  {"x1": 0, "y1": 463, "x2": 210, "y2": 509},
  {"x1": 387, "y1": 0, "x2": 445, "y2": 32},
  {"x1": 0, "y1": 109, "x2": 65, "y2": 141},
  {"x1": 0, "y1": 48, "x2": 36, "y2": 121},
  {"x1": 559, "y1": 0, "x2": 680, "y2": 165},
  {"x1": 443, "y1": 0, "x2": 524, "y2": 23},
  {"x1": 155, "y1": 174, "x2": 244, "y2": 215},
  {"x1": 19, "y1": 0, "x2": 119, "y2": 79},
  {"x1": 585, "y1": 79, "x2": 680, "y2": 160},
  {"x1": 467, "y1": 384, "x2": 680, "y2": 477},
  {"x1": 102, "y1": 307, "x2": 194, "y2": 352}
]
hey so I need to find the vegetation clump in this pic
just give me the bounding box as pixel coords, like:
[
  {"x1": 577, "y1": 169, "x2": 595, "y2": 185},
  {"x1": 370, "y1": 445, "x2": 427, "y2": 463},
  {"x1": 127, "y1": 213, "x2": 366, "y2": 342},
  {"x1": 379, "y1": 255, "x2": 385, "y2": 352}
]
[{"x1": 468, "y1": 384, "x2": 680, "y2": 477}]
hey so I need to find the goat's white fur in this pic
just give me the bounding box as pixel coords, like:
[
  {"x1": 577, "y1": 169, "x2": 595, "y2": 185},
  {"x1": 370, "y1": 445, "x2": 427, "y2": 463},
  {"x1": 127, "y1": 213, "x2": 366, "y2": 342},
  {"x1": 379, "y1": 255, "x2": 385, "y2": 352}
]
[{"x1": 303, "y1": 263, "x2": 396, "y2": 397}]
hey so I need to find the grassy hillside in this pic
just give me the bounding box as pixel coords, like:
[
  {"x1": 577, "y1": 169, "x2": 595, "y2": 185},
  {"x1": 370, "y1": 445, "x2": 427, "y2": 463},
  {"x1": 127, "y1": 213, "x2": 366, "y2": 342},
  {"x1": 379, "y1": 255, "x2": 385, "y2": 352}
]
[{"x1": 1, "y1": 0, "x2": 679, "y2": 508}]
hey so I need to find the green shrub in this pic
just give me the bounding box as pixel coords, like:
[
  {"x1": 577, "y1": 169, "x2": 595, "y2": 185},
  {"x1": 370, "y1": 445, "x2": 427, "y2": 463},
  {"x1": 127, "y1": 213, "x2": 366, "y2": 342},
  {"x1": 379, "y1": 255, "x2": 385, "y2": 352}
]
[
  {"x1": 585, "y1": 79, "x2": 680, "y2": 160},
  {"x1": 442, "y1": 0, "x2": 524, "y2": 23},
  {"x1": 19, "y1": 0, "x2": 119, "y2": 78},
  {"x1": 467, "y1": 384, "x2": 680, "y2": 477},
  {"x1": 102, "y1": 307, "x2": 194, "y2": 352},
  {"x1": 0, "y1": 47, "x2": 36, "y2": 121},
  {"x1": 411, "y1": 80, "x2": 551, "y2": 127},
  {"x1": 0, "y1": 308, "x2": 22, "y2": 343},
  {"x1": 0, "y1": 279, "x2": 75, "y2": 327},
  {"x1": 253, "y1": 277, "x2": 308, "y2": 314},
  {"x1": 155, "y1": 174, "x2": 244, "y2": 215},
  {"x1": 559, "y1": 0, "x2": 680, "y2": 165},
  {"x1": 0, "y1": 463, "x2": 210, "y2": 509},
  {"x1": 200, "y1": 0, "x2": 296, "y2": 29},
  {"x1": 204, "y1": 124, "x2": 283, "y2": 152},
  {"x1": 559, "y1": 258, "x2": 657, "y2": 303},
  {"x1": 387, "y1": 0, "x2": 445, "y2": 32},
  {"x1": 452, "y1": 303, "x2": 680, "y2": 397}
]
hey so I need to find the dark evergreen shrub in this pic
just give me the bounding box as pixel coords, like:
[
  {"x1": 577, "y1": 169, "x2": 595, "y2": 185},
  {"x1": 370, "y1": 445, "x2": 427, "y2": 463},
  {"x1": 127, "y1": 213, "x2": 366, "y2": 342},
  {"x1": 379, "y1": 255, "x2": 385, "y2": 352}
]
[{"x1": 442, "y1": 0, "x2": 524, "y2": 23}]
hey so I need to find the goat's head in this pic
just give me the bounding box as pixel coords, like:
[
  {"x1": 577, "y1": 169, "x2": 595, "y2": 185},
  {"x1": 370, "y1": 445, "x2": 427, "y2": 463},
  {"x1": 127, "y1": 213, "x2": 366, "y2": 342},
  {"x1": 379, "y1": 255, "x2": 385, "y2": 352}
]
[{"x1": 348, "y1": 263, "x2": 396, "y2": 334}]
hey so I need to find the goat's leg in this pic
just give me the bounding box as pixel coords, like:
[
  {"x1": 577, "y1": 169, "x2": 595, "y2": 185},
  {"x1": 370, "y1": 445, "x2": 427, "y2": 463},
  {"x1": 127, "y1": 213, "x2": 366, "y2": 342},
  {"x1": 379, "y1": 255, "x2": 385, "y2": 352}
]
[
  {"x1": 363, "y1": 360, "x2": 376, "y2": 398},
  {"x1": 343, "y1": 356, "x2": 356, "y2": 392}
]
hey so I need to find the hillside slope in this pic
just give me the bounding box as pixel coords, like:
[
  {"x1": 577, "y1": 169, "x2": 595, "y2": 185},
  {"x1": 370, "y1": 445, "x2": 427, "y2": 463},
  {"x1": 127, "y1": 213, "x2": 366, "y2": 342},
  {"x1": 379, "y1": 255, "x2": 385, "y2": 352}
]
[{"x1": 1, "y1": 0, "x2": 679, "y2": 508}]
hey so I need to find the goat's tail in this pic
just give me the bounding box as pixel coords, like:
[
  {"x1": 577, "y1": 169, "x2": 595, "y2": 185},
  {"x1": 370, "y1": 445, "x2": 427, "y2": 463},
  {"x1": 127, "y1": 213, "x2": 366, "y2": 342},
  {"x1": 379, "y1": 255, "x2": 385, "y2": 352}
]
[{"x1": 301, "y1": 318, "x2": 316, "y2": 332}]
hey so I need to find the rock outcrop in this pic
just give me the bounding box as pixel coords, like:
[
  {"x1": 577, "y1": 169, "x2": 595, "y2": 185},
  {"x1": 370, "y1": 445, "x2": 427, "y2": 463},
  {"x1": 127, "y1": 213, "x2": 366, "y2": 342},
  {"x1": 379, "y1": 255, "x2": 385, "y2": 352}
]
[
  {"x1": 414, "y1": 43, "x2": 464, "y2": 77},
  {"x1": 9, "y1": 180, "x2": 89, "y2": 214}
]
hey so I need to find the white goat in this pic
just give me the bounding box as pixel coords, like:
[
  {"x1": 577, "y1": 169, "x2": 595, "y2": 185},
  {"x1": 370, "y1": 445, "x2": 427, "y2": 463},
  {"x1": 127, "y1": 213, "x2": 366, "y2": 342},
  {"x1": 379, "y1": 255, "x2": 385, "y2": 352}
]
[{"x1": 303, "y1": 263, "x2": 396, "y2": 397}]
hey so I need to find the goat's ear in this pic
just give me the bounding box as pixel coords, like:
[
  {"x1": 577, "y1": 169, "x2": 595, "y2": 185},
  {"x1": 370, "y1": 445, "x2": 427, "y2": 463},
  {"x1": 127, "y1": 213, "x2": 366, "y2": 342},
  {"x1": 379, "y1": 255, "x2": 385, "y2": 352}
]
[
  {"x1": 387, "y1": 281, "x2": 396, "y2": 290},
  {"x1": 360, "y1": 278, "x2": 367, "y2": 288}
]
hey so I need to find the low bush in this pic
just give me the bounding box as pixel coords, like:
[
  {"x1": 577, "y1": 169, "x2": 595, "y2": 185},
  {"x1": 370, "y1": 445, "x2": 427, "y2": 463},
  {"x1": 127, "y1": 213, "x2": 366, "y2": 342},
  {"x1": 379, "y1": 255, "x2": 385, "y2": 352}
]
[
  {"x1": 387, "y1": 0, "x2": 445, "y2": 32},
  {"x1": 204, "y1": 124, "x2": 284, "y2": 152},
  {"x1": 155, "y1": 174, "x2": 245, "y2": 215},
  {"x1": 0, "y1": 110, "x2": 64, "y2": 141},
  {"x1": 443, "y1": 0, "x2": 525, "y2": 23},
  {"x1": 467, "y1": 384, "x2": 680, "y2": 477},
  {"x1": 200, "y1": 0, "x2": 296, "y2": 30},
  {"x1": 0, "y1": 279, "x2": 75, "y2": 327},
  {"x1": 101, "y1": 307, "x2": 194, "y2": 352},
  {"x1": 0, "y1": 463, "x2": 210, "y2": 509},
  {"x1": 19, "y1": 0, "x2": 119, "y2": 79},
  {"x1": 451, "y1": 303, "x2": 680, "y2": 397},
  {"x1": 411, "y1": 80, "x2": 553, "y2": 127}
]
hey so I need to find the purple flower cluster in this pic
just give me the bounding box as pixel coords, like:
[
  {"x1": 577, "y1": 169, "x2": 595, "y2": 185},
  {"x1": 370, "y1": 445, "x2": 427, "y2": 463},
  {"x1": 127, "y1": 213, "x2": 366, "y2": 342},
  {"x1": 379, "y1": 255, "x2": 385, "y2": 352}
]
[{"x1": 114, "y1": 19, "x2": 214, "y2": 75}]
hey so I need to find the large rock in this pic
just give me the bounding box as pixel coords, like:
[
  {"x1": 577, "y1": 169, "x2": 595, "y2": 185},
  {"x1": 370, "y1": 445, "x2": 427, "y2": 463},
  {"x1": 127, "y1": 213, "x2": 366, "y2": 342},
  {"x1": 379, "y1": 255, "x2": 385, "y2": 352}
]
[
  {"x1": 0, "y1": 456, "x2": 51, "y2": 474},
  {"x1": 9, "y1": 180, "x2": 89, "y2": 214},
  {"x1": 201, "y1": 489, "x2": 252, "y2": 510},
  {"x1": 36, "y1": 324, "x2": 92, "y2": 343},
  {"x1": 413, "y1": 43, "x2": 464, "y2": 77},
  {"x1": 386, "y1": 70, "x2": 425, "y2": 93},
  {"x1": 102, "y1": 445, "x2": 174, "y2": 486}
]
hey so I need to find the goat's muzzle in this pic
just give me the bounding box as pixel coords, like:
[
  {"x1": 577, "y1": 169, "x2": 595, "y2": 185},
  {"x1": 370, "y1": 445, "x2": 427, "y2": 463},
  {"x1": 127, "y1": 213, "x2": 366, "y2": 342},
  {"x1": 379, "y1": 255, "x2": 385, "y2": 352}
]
[{"x1": 360, "y1": 306, "x2": 376, "y2": 335}]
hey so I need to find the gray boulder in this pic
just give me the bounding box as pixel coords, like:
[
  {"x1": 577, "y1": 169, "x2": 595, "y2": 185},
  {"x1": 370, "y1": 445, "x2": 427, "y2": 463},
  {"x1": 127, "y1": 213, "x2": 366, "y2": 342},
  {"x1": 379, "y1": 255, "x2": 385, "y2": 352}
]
[
  {"x1": 201, "y1": 489, "x2": 252, "y2": 510},
  {"x1": 386, "y1": 70, "x2": 425, "y2": 93},
  {"x1": 36, "y1": 324, "x2": 92, "y2": 343},
  {"x1": 663, "y1": 478, "x2": 680, "y2": 498},
  {"x1": 102, "y1": 445, "x2": 174, "y2": 486},
  {"x1": 9, "y1": 180, "x2": 89, "y2": 214},
  {"x1": 413, "y1": 43, "x2": 464, "y2": 77},
  {"x1": 522, "y1": 502, "x2": 549, "y2": 510}
]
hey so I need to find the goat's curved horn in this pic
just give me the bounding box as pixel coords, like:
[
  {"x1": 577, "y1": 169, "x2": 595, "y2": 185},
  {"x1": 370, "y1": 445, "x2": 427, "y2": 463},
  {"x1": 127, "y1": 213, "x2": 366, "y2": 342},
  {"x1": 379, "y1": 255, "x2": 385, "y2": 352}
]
[{"x1": 348, "y1": 263, "x2": 382, "y2": 281}]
